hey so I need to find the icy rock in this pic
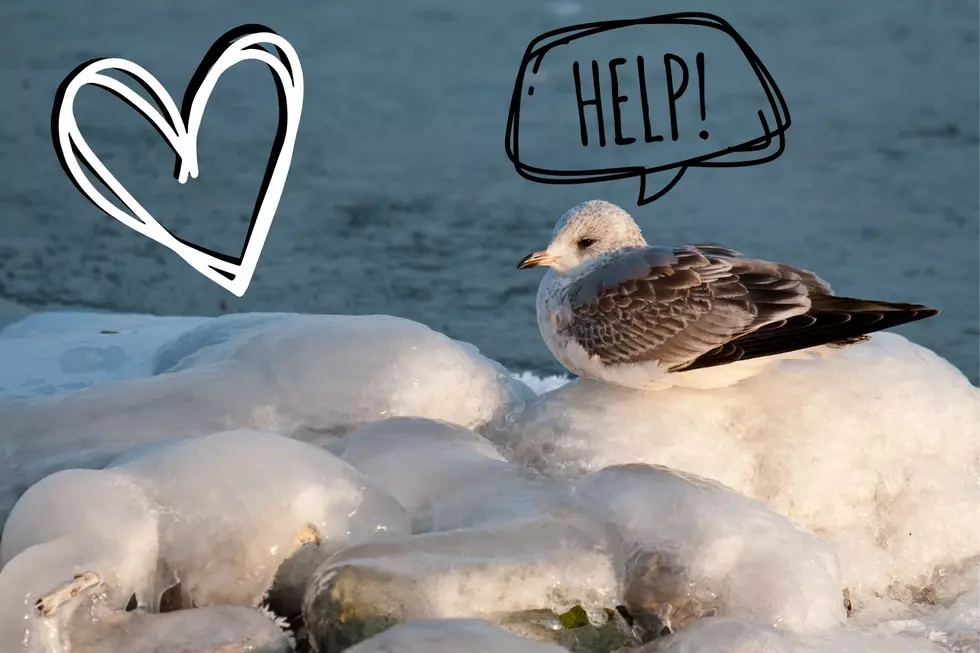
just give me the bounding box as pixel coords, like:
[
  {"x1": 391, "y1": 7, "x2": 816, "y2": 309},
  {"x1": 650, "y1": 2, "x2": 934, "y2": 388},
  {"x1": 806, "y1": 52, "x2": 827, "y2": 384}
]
[
  {"x1": 496, "y1": 606, "x2": 637, "y2": 653},
  {"x1": 0, "y1": 430, "x2": 408, "y2": 650},
  {"x1": 491, "y1": 333, "x2": 980, "y2": 603},
  {"x1": 0, "y1": 469, "x2": 159, "y2": 651},
  {"x1": 105, "y1": 429, "x2": 409, "y2": 609},
  {"x1": 339, "y1": 417, "x2": 572, "y2": 532},
  {"x1": 572, "y1": 464, "x2": 846, "y2": 636},
  {"x1": 343, "y1": 619, "x2": 569, "y2": 653},
  {"x1": 303, "y1": 515, "x2": 621, "y2": 652},
  {"x1": 66, "y1": 605, "x2": 293, "y2": 653},
  {"x1": 638, "y1": 617, "x2": 950, "y2": 653},
  {"x1": 0, "y1": 313, "x2": 533, "y2": 531},
  {"x1": 344, "y1": 618, "x2": 574, "y2": 653}
]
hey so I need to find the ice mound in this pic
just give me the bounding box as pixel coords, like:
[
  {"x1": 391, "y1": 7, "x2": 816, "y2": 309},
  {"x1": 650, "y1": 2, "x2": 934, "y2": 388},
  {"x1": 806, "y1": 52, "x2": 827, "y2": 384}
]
[
  {"x1": 0, "y1": 430, "x2": 407, "y2": 650},
  {"x1": 338, "y1": 417, "x2": 571, "y2": 532},
  {"x1": 640, "y1": 617, "x2": 950, "y2": 653},
  {"x1": 490, "y1": 333, "x2": 980, "y2": 605},
  {"x1": 0, "y1": 312, "x2": 533, "y2": 529},
  {"x1": 344, "y1": 619, "x2": 570, "y2": 653},
  {"x1": 106, "y1": 430, "x2": 409, "y2": 606},
  {"x1": 0, "y1": 470, "x2": 160, "y2": 652},
  {"x1": 572, "y1": 464, "x2": 846, "y2": 636},
  {"x1": 302, "y1": 514, "x2": 621, "y2": 651},
  {"x1": 148, "y1": 313, "x2": 534, "y2": 434}
]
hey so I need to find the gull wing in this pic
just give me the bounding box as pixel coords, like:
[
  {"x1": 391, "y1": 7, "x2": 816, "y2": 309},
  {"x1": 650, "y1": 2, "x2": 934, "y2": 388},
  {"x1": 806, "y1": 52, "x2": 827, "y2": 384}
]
[{"x1": 563, "y1": 245, "x2": 936, "y2": 372}]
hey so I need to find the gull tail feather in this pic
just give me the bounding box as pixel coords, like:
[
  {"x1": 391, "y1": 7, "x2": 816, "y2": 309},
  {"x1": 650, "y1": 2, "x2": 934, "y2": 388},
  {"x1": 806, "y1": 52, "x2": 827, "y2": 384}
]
[{"x1": 680, "y1": 296, "x2": 939, "y2": 372}]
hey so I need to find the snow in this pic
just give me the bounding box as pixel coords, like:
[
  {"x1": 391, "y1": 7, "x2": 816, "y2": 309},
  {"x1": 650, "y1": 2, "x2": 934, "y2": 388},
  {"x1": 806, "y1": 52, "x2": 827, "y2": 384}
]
[
  {"x1": 0, "y1": 311, "x2": 977, "y2": 653},
  {"x1": 510, "y1": 371, "x2": 572, "y2": 395}
]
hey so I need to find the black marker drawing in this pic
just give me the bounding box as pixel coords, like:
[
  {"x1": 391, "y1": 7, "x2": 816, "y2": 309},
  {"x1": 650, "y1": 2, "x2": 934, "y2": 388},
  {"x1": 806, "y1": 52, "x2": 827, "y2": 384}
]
[
  {"x1": 505, "y1": 12, "x2": 790, "y2": 206},
  {"x1": 50, "y1": 24, "x2": 303, "y2": 297}
]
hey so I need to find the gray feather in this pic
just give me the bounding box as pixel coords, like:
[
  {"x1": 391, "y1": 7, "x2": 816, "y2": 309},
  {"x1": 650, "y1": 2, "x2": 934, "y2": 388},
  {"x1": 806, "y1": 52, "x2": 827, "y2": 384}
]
[{"x1": 561, "y1": 245, "x2": 813, "y2": 370}]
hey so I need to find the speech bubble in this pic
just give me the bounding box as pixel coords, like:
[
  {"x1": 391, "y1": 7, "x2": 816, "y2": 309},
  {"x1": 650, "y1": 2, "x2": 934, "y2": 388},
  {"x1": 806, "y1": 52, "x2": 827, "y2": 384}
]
[{"x1": 505, "y1": 12, "x2": 790, "y2": 206}]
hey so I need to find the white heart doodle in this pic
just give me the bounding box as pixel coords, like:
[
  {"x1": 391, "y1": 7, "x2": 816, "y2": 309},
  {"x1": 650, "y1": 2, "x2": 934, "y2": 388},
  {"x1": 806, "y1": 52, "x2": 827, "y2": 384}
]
[{"x1": 52, "y1": 25, "x2": 304, "y2": 297}]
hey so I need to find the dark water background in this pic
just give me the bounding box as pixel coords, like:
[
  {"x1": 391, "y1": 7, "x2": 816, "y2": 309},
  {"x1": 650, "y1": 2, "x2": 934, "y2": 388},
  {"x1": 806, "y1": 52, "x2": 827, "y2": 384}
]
[{"x1": 0, "y1": 0, "x2": 977, "y2": 380}]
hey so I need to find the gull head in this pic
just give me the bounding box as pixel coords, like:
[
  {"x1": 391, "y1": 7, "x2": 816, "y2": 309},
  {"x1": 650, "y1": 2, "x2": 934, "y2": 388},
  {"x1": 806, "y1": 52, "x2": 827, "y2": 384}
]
[{"x1": 517, "y1": 200, "x2": 648, "y2": 275}]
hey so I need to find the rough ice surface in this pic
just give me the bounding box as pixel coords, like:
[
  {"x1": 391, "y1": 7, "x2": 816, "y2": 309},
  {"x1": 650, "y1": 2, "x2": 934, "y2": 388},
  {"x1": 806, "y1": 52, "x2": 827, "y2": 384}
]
[
  {"x1": 491, "y1": 333, "x2": 980, "y2": 608},
  {"x1": 849, "y1": 561, "x2": 980, "y2": 653},
  {"x1": 0, "y1": 312, "x2": 533, "y2": 529},
  {"x1": 640, "y1": 617, "x2": 951, "y2": 653},
  {"x1": 302, "y1": 514, "x2": 620, "y2": 649},
  {"x1": 572, "y1": 464, "x2": 846, "y2": 635},
  {"x1": 0, "y1": 429, "x2": 407, "y2": 651},
  {"x1": 338, "y1": 417, "x2": 570, "y2": 533},
  {"x1": 344, "y1": 619, "x2": 570, "y2": 653}
]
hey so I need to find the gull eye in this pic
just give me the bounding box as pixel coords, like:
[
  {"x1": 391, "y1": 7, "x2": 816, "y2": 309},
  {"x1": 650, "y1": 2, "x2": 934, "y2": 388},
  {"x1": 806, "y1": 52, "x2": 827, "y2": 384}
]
[{"x1": 577, "y1": 238, "x2": 596, "y2": 250}]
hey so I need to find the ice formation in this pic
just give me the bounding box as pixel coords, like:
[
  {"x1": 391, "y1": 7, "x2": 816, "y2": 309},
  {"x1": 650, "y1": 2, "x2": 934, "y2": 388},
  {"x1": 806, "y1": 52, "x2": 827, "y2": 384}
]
[
  {"x1": 0, "y1": 429, "x2": 408, "y2": 652},
  {"x1": 0, "y1": 470, "x2": 159, "y2": 652},
  {"x1": 490, "y1": 332, "x2": 980, "y2": 607},
  {"x1": 0, "y1": 311, "x2": 976, "y2": 653},
  {"x1": 302, "y1": 514, "x2": 621, "y2": 651},
  {"x1": 0, "y1": 312, "x2": 533, "y2": 529},
  {"x1": 338, "y1": 417, "x2": 570, "y2": 532},
  {"x1": 344, "y1": 619, "x2": 570, "y2": 653},
  {"x1": 572, "y1": 464, "x2": 847, "y2": 635}
]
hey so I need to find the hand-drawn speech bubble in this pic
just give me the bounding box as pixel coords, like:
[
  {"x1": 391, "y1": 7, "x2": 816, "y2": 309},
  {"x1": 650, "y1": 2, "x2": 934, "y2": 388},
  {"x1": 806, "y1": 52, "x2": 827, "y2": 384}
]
[
  {"x1": 505, "y1": 13, "x2": 790, "y2": 206},
  {"x1": 51, "y1": 24, "x2": 303, "y2": 297}
]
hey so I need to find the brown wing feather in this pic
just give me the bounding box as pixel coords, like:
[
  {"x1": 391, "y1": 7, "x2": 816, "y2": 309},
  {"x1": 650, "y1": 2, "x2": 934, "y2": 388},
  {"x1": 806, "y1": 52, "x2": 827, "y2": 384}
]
[
  {"x1": 563, "y1": 245, "x2": 939, "y2": 373},
  {"x1": 563, "y1": 246, "x2": 813, "y2": 370},
  {"x1": 685, "y1": 242, "x2": 835, "y2": 295}
]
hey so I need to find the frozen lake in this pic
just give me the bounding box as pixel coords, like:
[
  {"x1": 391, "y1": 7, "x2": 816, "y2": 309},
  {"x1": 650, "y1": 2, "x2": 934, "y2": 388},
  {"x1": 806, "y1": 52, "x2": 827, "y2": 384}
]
[{"x1": 0, "y1": 0, "x2": 977, "y2": 381}]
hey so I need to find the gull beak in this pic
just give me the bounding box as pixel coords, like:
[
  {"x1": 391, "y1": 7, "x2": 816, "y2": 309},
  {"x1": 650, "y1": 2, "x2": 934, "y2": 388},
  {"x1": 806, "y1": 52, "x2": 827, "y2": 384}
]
[{"x1": 517, "y1": 250, "x2": 556, "y2": 270}]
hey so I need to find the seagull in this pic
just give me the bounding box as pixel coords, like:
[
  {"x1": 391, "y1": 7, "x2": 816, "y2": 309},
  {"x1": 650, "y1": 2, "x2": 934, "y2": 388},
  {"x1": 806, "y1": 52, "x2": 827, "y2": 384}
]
[{"x1": 517, "y1": 200, "x2": 939, "y2": 390}]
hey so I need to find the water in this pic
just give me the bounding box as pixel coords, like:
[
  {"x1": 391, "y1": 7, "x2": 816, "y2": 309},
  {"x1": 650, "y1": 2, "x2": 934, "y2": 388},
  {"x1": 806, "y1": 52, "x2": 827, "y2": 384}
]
[{"x1": 0, "y1": 0, "x2": 977, "y2": 381}]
